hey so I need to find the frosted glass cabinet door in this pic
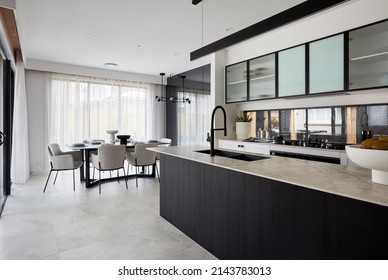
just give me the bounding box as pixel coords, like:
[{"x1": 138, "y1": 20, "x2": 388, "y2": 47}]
[
  {"x1": 278, "y1": 45, "x2": 306, "y2": 97},
  {"x1": 309, "y1": 34, "x2": 344, "y2": 94},
  {"x1": 249, "y1": 54, "x2": 276, "y2": 100},
  {"x1": 226, "y1": 61, "x2": 248, "y2": 103},
  {"x1": 349, "y1": 21, "x2": 388, "y2": 90}
]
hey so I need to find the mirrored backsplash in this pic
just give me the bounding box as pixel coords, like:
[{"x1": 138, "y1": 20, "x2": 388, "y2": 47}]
[{"x1": 247, "y1": 104, "x2": 388, "y2": 144}]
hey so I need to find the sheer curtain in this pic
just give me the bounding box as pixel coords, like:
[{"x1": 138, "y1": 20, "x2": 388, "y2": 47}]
[
  {"x1": 177, "y1": 89, "x2": 211, "y2": 146},
  {"x1": 47, "y1": 73, "x2": 164, "y2": 148},
  {"x1": 11, "y1": 53, "x2": 30, "y2": 183}
]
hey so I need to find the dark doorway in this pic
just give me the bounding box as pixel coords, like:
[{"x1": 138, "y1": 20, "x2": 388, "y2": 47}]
[{"x1": 0, "y1": 59, "x2": 14, "y2": 216}]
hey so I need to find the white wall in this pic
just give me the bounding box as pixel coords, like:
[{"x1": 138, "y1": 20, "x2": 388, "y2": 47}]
[
  {"x1": 210, "y1": 0, "x2": 388, "y2": 114},
  {"x1": 26, "y1": 70, "x2": 46, "y2": 174}
]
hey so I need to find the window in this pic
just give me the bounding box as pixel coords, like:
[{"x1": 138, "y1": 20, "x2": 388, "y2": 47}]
[
  {"x1": 368, "y1": 105, "x2": 388, "y2": 126},
  {"x1": 47, "y1": 74, "x2": 164, "y2": 147},
  {"x1": 177, "y1": 90, "x2": 211, "y2": 146}
]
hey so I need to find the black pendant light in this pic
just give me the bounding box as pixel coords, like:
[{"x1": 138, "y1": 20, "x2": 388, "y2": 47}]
[
  {"x1": 155, "y1": 73, "x2": 168, "y2": 102},
  {"x1": 170, "y1": 75, "x2": 191, "y2": 104}
]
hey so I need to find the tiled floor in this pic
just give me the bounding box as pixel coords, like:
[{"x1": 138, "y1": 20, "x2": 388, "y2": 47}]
[{"x1": 0, "y1": 169, "x2": 216, "y2": 260}]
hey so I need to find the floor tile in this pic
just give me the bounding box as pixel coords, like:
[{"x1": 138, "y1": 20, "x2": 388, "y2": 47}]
[{"x1": 0, "y1": 173, "x2": 216, "y2": 260}]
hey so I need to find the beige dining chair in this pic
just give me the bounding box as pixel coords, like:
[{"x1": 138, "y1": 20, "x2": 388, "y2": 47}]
[
  {"x1": 43, "y1": 143, "x2": 83, "y2": 192},
  {"x1": 91, "y1": 143, "x2": 127, "y2": 194},
  {"x1": 83, "y1": 139, "x2": 104, "y2": 178},
  {"x1": 126, "y1": 143, "x2": 159, "y2": 188}
]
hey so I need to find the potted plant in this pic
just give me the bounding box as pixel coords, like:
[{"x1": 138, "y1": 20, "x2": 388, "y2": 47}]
[{"x1": 235, "y1": 113, "x2": 252, "y2": 140}]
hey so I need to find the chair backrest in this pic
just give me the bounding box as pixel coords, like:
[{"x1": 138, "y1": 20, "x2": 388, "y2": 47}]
[
  {"x1": 97, "y1": 144, "x2": 126, "y2": 170},
  {"x1": 133, "y1": 143, "x2": 158, "y2": 166},
  {"x1": 159, "y1": 138, "x2": 172, "y2": 146},
  {"x1": 48, "y1": 143, "x2": 63, "y2": 157}
]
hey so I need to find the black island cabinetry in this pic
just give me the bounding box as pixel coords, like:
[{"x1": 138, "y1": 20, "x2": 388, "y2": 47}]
[{"x1": 160, "y1": 153, "x2": 388, "y2": 260}]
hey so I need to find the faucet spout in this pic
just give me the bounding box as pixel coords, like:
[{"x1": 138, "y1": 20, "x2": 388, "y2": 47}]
[{"x1": 210, "y1": 105, "x2": 227, "y2": 157}]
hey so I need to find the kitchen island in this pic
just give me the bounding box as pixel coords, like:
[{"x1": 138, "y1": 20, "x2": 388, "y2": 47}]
[{"x1": 152, "y1": 145, "x2": 388, "y2": 259}]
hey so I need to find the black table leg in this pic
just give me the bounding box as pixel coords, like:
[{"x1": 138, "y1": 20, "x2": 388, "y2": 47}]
[
  {"x1": 85, "y1": 149, "x2": 91, "y2": 188},
  {"x1": 80, "y1": 150, "x2": 85, "y2": 182}
]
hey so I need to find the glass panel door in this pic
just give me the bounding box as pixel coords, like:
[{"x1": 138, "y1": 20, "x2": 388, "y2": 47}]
[
  {"x1": 249, "y1": 54, "x2": 276, "y2": 100},
  {"x1": 309, "y1": 34, "x2": 344, "y2": 93},
  {"x1": 278, "y1": 45, "x2": 306, "y2": 97},
  {"x1": 349, "y1": 20, "x2": 388, "y2": 90},
  {"x1": 225, "y1": 61, "x2": 248, "y2": 103}
]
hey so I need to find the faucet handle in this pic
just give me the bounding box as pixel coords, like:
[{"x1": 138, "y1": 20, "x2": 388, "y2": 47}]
[{"x1": 206, "y1": 132, "x2": 211, "y2": 142}]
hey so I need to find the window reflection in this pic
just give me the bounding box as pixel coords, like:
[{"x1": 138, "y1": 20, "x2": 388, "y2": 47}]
[{"x1": 246, "y1": 104, "x2": 388, "y2": 144}]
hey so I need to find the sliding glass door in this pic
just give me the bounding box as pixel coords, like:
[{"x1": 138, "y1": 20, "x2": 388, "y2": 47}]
[{"x1": 1, "y1": 58, "x2": 14, "y2": 216}]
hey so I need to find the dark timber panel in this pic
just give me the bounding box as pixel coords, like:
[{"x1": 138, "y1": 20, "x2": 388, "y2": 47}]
[{"x1": 160, "y1": 154, "x2": 388, "y2": 260}]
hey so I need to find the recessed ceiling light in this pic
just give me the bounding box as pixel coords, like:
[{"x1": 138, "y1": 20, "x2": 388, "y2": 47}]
[
  {"x1": 104, "y1": 63, "x2": 119, "y2": 67},
  {"x1": 86, "y1": 33, "x2": 93, "y2": 38},
  {"x1": 137, "y1": 44, "x2": 141, "y2": 48},
  {"x1": 225, "y1": 27, "x2": 234, "y2": 32}
]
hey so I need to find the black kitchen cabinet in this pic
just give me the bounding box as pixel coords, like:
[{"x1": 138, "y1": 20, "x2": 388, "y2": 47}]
[
  {"x1": 160, "y1": 153, "x2": 388, "y2": 260},
  {"x1": 224, "y1": 19, "x2": 388, "y2": 104}
]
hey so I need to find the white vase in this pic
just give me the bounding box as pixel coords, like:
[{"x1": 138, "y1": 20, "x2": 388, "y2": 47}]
[{"x1": 236, "y1": 122, "x2": 251, "y2": 140}]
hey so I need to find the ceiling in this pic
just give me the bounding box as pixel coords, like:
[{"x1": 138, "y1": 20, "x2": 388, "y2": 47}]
[{"x1": 15, "y1": 0, "x2": 305, "y2": 77}]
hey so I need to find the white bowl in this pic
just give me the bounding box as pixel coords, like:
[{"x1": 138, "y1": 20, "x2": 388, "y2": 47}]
[
  {"x1": 106, "y1": 129, "x2": 118, "y2": 134},
  {"x1": 346, "y1": 145, "x2": 388, "y2": 185}
]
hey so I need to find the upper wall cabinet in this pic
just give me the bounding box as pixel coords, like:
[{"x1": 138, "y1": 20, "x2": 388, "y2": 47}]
[
  {"x1": 349, "y1": 20, "x2": 388, "y2": 90},
  {"x1": 309, "y1": 34, "x2": 345, "y2": 94},
  {"x1": 226, "y1": 61, "x2": 248, "y2": 103},
  {"x1": 249, "y1": 54, "x2": 276, "y2": 100},
  {"x1": 224, "y1": 19, "x2": 388, "y2": 104},
  {"x1": 278, "y1": 45, "x2": 306, "y2": 97}
]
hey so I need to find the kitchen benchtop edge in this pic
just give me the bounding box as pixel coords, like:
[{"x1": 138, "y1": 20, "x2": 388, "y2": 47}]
[{"x1": 150, "y1": 145, "x2": 388, "y2": 208}]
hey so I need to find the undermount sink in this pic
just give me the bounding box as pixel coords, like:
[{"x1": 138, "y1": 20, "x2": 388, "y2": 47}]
[
  {"x1": 242, "y1": 137, "x2": 274, "y2": 143},
  {"x1": 195, "y1": 149, "x2": 269, "y2": 162}
]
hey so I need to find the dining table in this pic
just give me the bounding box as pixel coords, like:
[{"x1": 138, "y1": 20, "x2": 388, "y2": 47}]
[{"x1": 67, "y1": 142, "x2": 156, "y2": 188}]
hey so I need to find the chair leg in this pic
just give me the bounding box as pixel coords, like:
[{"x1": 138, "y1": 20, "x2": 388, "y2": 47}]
[
  {"x1": 99, "y1": 169, "x2": 101, "y2": 194},
  {"x1": 43, "y1": 170, "x2": 52, "y2": 193},
  {"x1": 135, "y1": 169, "x2": 138, "y2": 188},
  {"x1": 135, "y1": 160, "x2": 138, "y2": 188},
  {"x1": 73, "y1": 170, "x2": 76, "y2": 191},
  {"x1": 122, "y1": 167, "x2": 128, "y2": 189},
  {"x1": 53, "y1": 171, "x2": 59, "y2": 184}
]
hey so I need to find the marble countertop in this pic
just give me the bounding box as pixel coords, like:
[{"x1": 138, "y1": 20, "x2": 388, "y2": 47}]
[{"x1": 150, "y1": 145, "x2": 388, "y2": 207}]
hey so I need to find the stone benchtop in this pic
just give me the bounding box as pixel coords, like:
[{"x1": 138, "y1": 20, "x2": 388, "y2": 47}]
[{"x1": 150, "y1": 145, "x2": 388, "y2": 207}]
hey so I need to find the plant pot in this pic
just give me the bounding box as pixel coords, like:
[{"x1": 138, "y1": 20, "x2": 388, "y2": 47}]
[{"x1": 236, "y1": 122, "x2": 251, "y2": 140}]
